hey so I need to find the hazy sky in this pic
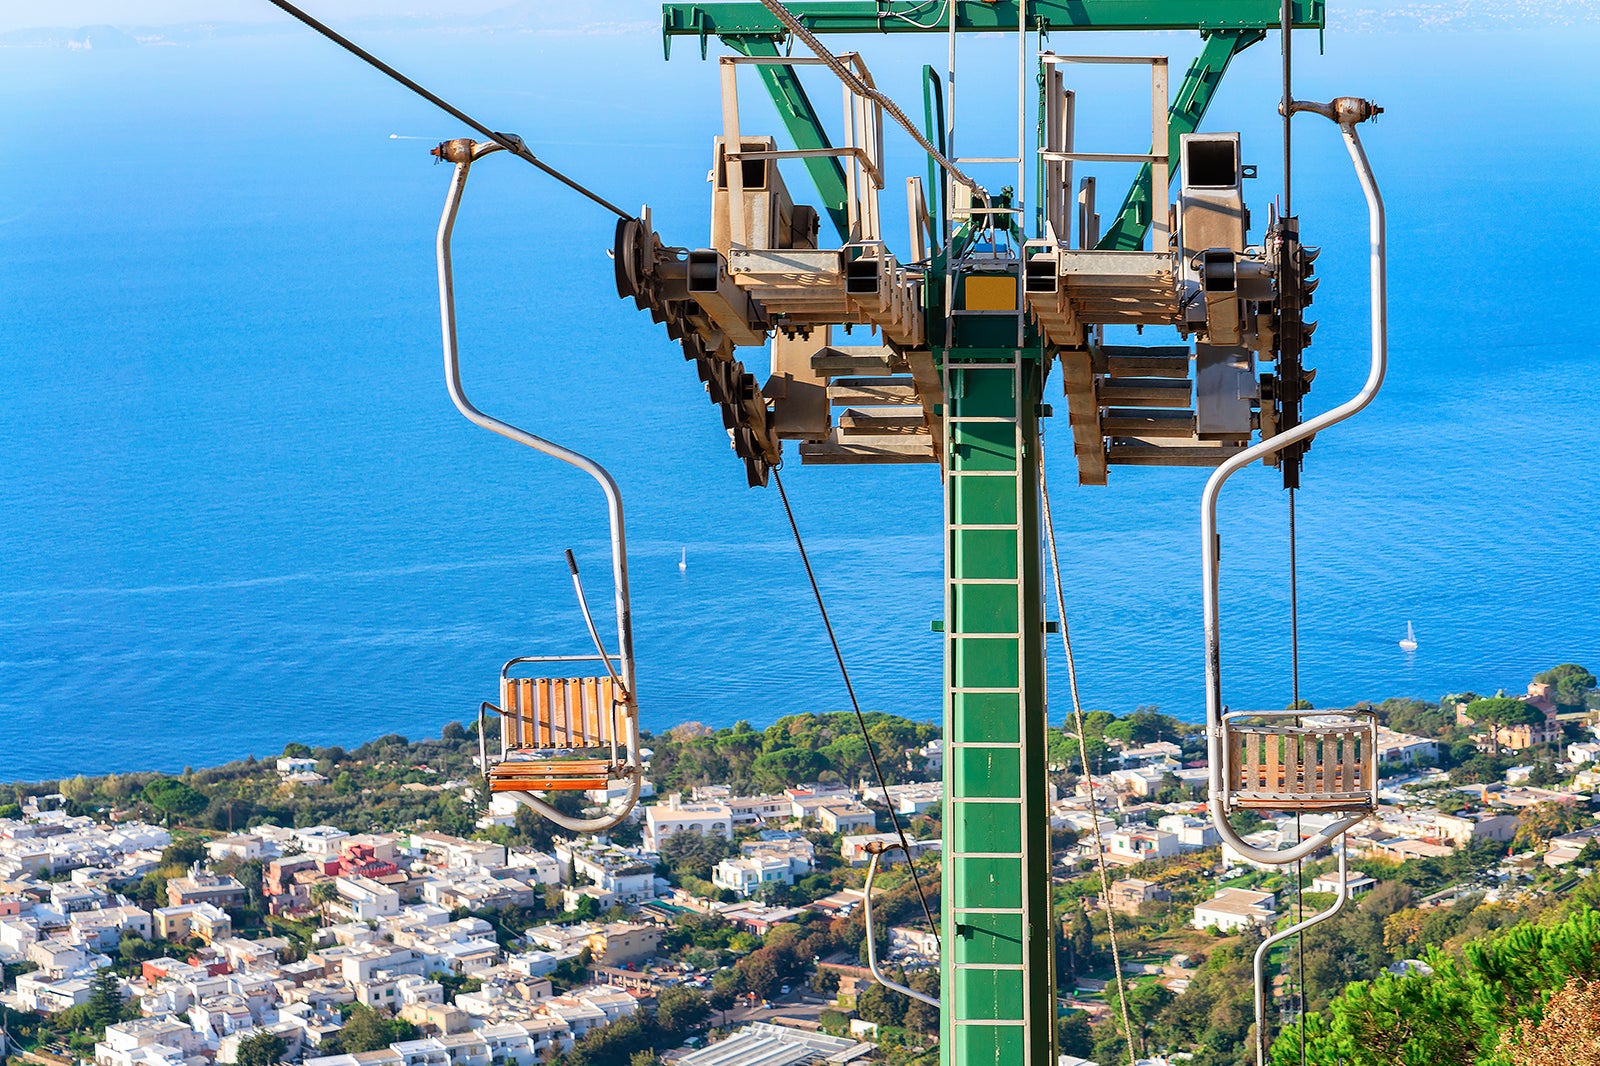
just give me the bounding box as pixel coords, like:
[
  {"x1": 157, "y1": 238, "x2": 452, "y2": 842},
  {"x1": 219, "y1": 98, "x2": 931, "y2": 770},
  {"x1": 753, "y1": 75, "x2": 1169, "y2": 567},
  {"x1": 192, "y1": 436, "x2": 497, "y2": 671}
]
[{"x1": 0, "y1": 0, "x2": 656, "y2": 33}]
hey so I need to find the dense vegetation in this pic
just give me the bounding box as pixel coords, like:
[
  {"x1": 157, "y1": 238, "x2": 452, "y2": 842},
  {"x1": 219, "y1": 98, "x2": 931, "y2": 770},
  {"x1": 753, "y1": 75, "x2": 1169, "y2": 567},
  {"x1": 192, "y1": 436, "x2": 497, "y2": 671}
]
[
  {"x1": 644, "y1": 712, "x2": 940, "y2": 795},
  {"x1": 1273, "y1": 893, "x2": 1600, "y2": 1065}
]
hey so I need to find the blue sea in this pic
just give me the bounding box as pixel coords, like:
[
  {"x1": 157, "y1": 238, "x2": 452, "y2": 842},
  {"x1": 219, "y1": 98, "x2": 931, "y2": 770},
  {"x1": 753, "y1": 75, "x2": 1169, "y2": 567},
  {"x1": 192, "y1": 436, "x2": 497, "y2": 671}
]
[{"x1": 2, "y1": 12, "x2": 1598, "y2": 781}]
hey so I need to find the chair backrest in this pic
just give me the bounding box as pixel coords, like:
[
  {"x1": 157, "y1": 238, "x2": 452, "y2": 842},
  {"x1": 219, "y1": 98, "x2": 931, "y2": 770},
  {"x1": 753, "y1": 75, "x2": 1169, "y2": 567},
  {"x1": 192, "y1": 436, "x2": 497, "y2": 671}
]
[
  {"x1": 500, "y1": 676, "x2": 625, "y2": 754},
  {"x1": 1226, "y1": 720, "x2": 1374, "y2": 810}
]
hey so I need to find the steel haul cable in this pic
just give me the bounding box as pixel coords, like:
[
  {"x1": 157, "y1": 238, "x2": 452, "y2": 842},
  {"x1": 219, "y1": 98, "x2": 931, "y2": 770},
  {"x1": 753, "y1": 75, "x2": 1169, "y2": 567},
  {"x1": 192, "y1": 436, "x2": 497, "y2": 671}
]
[
  {"x1": 1039, "y1": 438, "x2": 1138, "y2": 1066},
  {"x1": 262, "y1": 0, "x2": 632, "y2": 220},
  {"x1": 771, "y1": 467, "x2": 941, "y2": 949}
]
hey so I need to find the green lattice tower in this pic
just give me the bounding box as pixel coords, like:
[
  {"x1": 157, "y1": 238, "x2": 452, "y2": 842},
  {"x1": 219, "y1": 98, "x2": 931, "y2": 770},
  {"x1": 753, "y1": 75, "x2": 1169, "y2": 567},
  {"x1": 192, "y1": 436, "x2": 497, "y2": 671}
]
[
  {"x1": 939, "y1": 266, "x2": 1055, "y2": 1066},
  {"x1": 651, "y1": 10, "x2": 1332, "y2": 1065}
]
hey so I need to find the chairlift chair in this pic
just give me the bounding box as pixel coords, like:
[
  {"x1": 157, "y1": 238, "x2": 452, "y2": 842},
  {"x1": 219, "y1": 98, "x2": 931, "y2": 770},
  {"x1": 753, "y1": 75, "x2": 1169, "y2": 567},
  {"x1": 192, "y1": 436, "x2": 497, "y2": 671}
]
[
  {"x1": 1201, "y1": 97, "x2": 1386, "y2": 867},
  {"x1": 435, "y1": 137, "x2": 644, "y2": 833}
]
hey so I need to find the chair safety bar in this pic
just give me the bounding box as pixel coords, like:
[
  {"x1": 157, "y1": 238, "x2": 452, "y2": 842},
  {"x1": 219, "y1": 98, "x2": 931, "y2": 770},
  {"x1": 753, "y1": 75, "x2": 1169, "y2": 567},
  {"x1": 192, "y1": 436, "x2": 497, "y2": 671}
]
[
  {"x1": 437, "y1": 138, "x2": 642, "y2": 834},
  {"x1": 1201, "y1": 97, "x2": 1385, "y2": 866},
  {"x1": 863, "y1": 843, "x2": 941, "y2": 1009}
]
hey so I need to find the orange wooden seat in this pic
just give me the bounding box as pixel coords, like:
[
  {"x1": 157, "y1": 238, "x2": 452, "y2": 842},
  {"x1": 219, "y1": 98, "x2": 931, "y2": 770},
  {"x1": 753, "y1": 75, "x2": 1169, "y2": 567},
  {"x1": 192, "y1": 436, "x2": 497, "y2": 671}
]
[
  {"x1": 487, "y1": 758, "x2": 614, "y2": 793},
  {"x1": 1225, "y1": 718, "x2": 1375, "y2": 812},
  {"x1": 484, "y1": 674, "x2": 630, "y2": 794}
]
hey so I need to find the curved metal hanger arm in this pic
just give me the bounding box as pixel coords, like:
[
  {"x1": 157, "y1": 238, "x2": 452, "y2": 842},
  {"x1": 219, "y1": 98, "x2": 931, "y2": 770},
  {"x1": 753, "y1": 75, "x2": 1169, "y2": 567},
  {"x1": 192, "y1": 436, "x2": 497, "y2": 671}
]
[{"x1": 863, "y1": 845, "x2": 942, "y2": 1009}]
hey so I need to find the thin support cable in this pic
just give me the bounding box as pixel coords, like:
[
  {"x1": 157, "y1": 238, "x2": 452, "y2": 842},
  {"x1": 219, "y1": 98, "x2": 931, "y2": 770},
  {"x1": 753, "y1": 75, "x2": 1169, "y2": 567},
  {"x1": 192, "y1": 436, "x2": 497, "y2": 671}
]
[
  {"x1": 1289, "y1": 489, "x2": 1300, "y2": 708},
  {"x1": 1281, "y1": 0, "x2": 1293, "y2": 215},
  {"x1": 1039, "y1": 439, "x2": 1138, "y2": 1066},
  {"x1": 771, "y1": 467, "x2": 940, "y2": 947},
  {"x1": 1286, "y1": 486, "x2": 1299, "y2": 1062},
  {"x1": 1297, "y1": 812, "x2": 1307, "y2": 1066},
  {"x1": 262, "y1": 0, "x2": 632, "y2": 220}
]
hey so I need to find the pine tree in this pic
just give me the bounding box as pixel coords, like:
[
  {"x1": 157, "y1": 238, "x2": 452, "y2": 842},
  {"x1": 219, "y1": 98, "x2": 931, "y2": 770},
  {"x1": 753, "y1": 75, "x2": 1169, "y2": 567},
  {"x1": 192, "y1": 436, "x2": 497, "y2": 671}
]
[{"x1": 86, "y1": 969, "x2": 124, "y2": 1033}]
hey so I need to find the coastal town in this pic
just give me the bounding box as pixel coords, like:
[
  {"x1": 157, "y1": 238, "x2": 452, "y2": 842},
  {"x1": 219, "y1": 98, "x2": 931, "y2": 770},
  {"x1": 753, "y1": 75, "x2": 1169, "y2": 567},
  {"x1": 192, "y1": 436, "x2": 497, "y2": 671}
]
[{"x1": 2, "y1": 665, "x2": 1599, "y2": 1066}]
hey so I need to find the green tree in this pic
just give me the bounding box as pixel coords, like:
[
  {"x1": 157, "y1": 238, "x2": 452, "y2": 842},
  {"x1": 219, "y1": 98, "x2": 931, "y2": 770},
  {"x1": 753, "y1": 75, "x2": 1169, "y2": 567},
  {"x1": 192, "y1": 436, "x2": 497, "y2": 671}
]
[
  {"x1": 236, "y1": 1030, "x2": 287, "y2": 1066},
  {"x1": 1057, "y1": 1009, "x2": 1094, "y2": 1057},
  {"x1": 160, "y1": 838, "x2": 208, "y2": 869},
  {"x1": 1464, "y1": 697, "x2": 1543, "y2": 755},
  {"x1": 1274, "y1": 906, "x2": 1600, "y2": 1065},
  {"x1": 1103, "y1": 707, "x2": 1180, "y2": 746},
  {"x1": 1536, "y1": 664, "x2": 1597, "y2": 709},
  {"x1": 85, "y1": 969, "x2": 125, "y2": 1033},
  {"x1": 336, "y1": 1005, "x2": 414, "y2": 1053},
  {"x1": 562, "y1": 1015, "x2": 654, "y2": 1066},
  {"x1": 142, "y1": 779, "x2": 208, "y2": 826},
  {"x1": 655, "y1": 987, "x2": 711, "y2": 1036},
  {"x1": 856, "y1": 973, "x2": 907, "y2": 1028},
  {"x1": 903, "y1": 970, "x2": 940, "y2": 1035},
  {"x1": 1513, "y1": 802, "x2": 1590, "y2": 852},
  {"x1": 311, "y1": 879, "x2": 340, "y2": 926}
]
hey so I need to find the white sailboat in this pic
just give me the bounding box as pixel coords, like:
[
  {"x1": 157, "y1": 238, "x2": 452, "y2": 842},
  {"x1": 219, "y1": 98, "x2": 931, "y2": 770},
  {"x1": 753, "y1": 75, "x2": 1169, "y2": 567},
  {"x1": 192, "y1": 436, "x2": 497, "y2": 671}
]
[
  {"x1": 678, "y1": 547, "x2": 687, "y2": 572},
  {"x1": 1399, "y1": 621, "x2": 1418, "y2": 651}
]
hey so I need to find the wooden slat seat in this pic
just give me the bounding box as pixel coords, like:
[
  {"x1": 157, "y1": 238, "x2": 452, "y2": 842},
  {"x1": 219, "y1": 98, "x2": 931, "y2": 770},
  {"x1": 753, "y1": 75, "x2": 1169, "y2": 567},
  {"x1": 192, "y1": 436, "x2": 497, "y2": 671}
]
[
  {"x1": 1225, "y1": 720, "x2": 1374, "y2": 812},
  {"x1": 487, "y1": 758, "x2": 613, "y2": 793},
  {"x1": 484, "y1": 673, "x2": 632, "y2": 795}
]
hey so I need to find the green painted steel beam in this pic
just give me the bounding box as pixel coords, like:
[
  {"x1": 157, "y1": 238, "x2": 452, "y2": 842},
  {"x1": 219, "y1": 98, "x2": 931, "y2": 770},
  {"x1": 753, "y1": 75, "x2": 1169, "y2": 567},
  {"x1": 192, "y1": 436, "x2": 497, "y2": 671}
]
[
  {"x1": 1095, "y1": 27, "x2": 1265, "y2": 251},
  {"x1": 663, "y1": 0, "x2": 1321, "y2": 40},
  {"x1": 724, "y1": 36, "x2": 853, "y2": 243},
  {"x1": 937, "y1": 273, "x2": 1055, "y2": 1065}
]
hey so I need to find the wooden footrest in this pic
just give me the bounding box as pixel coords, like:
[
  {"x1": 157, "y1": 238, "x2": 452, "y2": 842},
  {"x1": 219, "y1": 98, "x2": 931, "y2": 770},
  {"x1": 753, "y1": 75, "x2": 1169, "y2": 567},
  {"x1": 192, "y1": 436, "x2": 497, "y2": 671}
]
[{"x1": 488, "y1": 758, "x2": 614, "y2": 793}]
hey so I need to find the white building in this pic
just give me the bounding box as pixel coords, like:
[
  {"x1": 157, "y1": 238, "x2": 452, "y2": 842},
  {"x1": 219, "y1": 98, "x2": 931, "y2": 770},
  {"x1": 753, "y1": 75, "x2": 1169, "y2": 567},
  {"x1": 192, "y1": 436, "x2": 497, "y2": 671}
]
[
  {"x1": 1156, "y1": 815, "x2": 1220, "y2": 851},
  {"x1": 206, "y1": 835, "x2": 275, "y2": 862},
  {"x1": 1117, "y1": 741, "x2": 1183, "y2": 767},
  {"x1": 1193, "y1": 888, "x2": 1277, "y2": 933},
  {"x1": 71, "y1": 906, "x2": 154, "y2": 951},
  {"x1": 740, "y1": 837, "x2": 815, "y2": 876},
  {"x1": 507, "y1": 849, "x2": 562, "y2": 886},
  {"x1": 818, "y1": 803, "x2": 877, "y2": 835},
  {"x1": 95, "y1": 1016, "x2": 208, "y2": 1066},
  {"x1": 840, "y1": 834, "x2": 937, "y2": 867},
  {"x1": 712, "y1": 856, "x2": 794, "y2": 897},
  {"x1": 642, "y1": 800, "x2": 733, "y2": 852},
  {"x1": 1104, "y1": 829, "x2": 1179, "y2": 864},
  {"x1": 887, "y1": 926, "x2": 938, "y2": 958},
  {"x1": 333, "y1": 876, "x2": 401, "y2": 921},
  {"x1": 725, "y1": 795, "x2": 792, "y2": 826},
  {"x1": 1568, "y1": 741, "x2": 1600, "y2": 766},
  {"x1": 1108, "y1": 765, "x2": 1171, "y2": 798},
  {"x1": 293, "y1": 827, "x2": 350, "y2": 857},
  {"x1": 566, "y1": 846, "x2": 658, "y2": 903},
  {"x1": 1374, "y1": 727, "x2": 1439, "y2": 768},
  {"x1": 15, "y1": 972, "x2": 96, "y2": 1013},
  {"x1": 1309, "y1": 870, "x2": 1376, "y2": 896},
  {"x1": 1431, "y1": 811, "x2": 1517, "y2": 847}
]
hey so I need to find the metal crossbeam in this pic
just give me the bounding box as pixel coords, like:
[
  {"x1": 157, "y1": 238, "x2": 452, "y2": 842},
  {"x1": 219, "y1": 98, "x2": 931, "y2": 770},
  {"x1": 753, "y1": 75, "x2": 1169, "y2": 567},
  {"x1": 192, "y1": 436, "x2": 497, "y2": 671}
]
[
  {"x1": 1096, "y1": 27, "x2": 1265, "y2": 250},
  {"x1": 725, "y1": 36, "x2": 852, "y2": 241},
  {"x1": 663, "y1": 0, "x2": 1323, "y2": 40}
]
